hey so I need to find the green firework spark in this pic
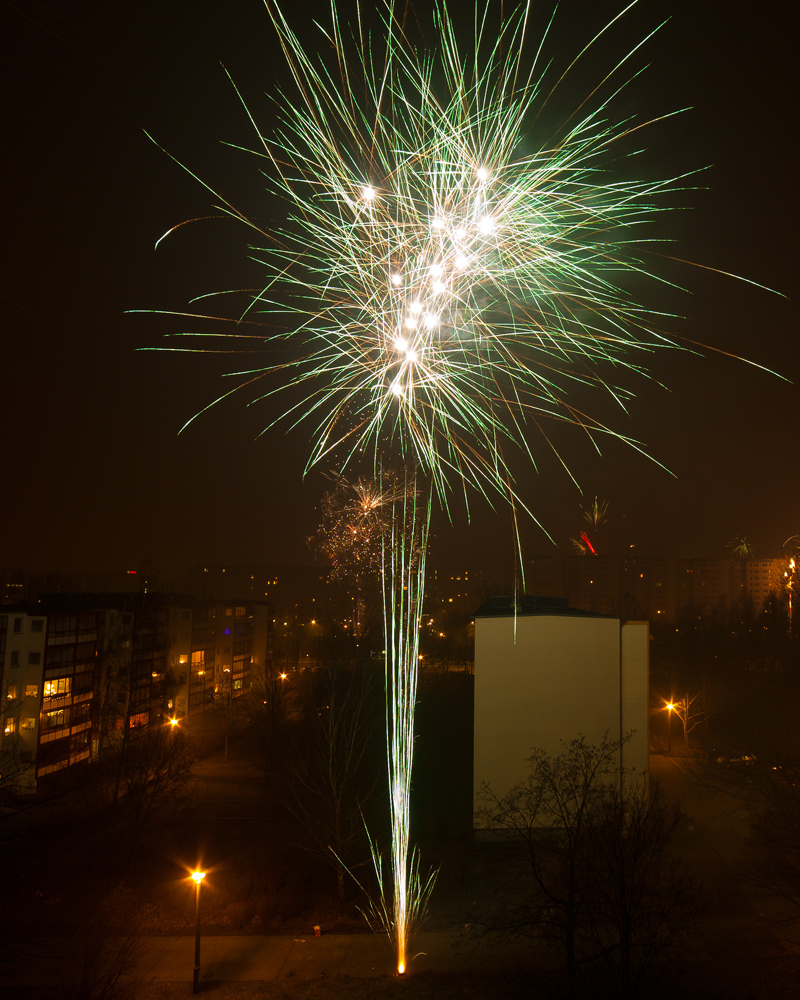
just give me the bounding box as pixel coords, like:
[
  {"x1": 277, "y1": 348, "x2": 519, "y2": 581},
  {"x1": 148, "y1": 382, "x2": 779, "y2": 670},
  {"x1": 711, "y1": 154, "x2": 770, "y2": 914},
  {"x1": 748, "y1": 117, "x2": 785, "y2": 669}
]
[
  {"x1": 148, "y1": 0, "x2": 705, "y2": 971},
  {"x1": 157, "y1": 0, "x2": 693, "y2": 514}
]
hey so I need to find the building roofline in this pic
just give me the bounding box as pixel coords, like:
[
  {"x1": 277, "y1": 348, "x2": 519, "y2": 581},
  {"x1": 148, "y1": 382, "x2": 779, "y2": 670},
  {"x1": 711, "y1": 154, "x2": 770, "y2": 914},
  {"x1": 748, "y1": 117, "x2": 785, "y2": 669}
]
[{"x1": 474, "y1": 594, "x2": 619, "y2": 620}]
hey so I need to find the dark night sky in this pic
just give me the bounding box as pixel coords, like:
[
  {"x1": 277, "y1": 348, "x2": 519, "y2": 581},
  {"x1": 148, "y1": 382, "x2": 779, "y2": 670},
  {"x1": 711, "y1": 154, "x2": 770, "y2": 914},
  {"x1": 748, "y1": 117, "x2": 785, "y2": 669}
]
[{"x1": 2, "y1": 0, "x2": 797, "y2": 580}]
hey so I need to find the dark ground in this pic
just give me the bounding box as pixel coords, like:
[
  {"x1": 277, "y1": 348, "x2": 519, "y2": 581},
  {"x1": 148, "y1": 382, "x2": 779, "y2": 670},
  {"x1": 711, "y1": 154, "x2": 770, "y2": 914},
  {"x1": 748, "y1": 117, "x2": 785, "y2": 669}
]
[{"x1": 4, "y1": 673, "x2": 800, "y2": 998}]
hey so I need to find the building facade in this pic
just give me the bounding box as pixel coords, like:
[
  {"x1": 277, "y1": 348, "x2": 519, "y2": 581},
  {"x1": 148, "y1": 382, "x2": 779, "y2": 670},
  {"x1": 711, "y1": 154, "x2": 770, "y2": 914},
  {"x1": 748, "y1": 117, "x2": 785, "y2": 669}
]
[
  {"x1": 1, "y1": 607, "x2": 98, "y2": 790},
  {"x1": 0, "y1": 594, "x2": 272, "y2": 793},
  {"x1": 473, "y1": 596, "x2": 648, "y2": 832}
]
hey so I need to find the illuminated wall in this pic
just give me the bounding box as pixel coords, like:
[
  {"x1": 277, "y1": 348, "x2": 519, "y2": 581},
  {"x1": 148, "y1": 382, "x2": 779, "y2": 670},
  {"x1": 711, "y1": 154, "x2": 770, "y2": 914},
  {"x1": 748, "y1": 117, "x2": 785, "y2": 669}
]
[{"x1": 473, "y1": 600, "x2": 648, "y2": 830}]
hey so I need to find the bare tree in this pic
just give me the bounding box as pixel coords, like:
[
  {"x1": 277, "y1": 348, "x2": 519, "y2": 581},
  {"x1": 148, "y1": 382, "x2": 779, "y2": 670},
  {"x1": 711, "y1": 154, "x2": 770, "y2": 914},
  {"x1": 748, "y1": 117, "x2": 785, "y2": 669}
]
[
  {"x1": 670, "y1": 686, "x2": 713, "y2": 750},
  {"x1": 475, "y1": 734, "x2": 696, "y2": 1000},
  {"x1": 110, "y1": 722, "x2": 196, "y2": 862},
  {"x1": 214, "y1": 665, "x2": 247, "y2": 762},
  {"x1": 288, "y1": 663, "x2": 381, "y2": 899},
  {"x1": 581, "y1": 786, "x2": 698, "y2": 1000},
  {"x1": 57, "y1": 883, "x2": 145, "y2": 1000},
  {"x1": 247, "y1": 660, "x2": 291, "y2": 780}
]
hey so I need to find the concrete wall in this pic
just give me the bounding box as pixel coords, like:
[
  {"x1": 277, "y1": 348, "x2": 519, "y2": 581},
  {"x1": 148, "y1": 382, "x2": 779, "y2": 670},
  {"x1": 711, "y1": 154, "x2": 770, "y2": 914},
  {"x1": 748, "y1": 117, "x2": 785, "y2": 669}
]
[{"x1": 474, "y1": 614, "x2": 648, "y2": 821}]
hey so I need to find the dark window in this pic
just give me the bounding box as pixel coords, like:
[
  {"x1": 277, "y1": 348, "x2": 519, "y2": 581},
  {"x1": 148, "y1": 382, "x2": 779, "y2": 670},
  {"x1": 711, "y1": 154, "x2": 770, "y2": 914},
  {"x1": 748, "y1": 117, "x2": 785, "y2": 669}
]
[
  {"x1": 46, "y1": 646, "x2": 75, "y2": 667},
  {"x1": 71, "y1": 730, "x2": 90, "y2": 752}
]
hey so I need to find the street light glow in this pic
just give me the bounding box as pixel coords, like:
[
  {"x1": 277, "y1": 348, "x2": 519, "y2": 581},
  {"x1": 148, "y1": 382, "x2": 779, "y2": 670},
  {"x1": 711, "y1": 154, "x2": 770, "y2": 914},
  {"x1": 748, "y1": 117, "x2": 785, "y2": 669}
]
[{"x1": 192, "y1": 870, "x2": 206, "y2": 883}]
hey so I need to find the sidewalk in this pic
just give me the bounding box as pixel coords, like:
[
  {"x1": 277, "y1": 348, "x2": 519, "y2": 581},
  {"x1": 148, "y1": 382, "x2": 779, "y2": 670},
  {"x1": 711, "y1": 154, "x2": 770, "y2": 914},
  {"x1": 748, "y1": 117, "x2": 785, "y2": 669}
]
[
  {"x1": 5, "y1": 916, "x2": 798, "y2": 992},
  {"x1": 4, "y1": 930, "x2": 537, "y2": 988}
]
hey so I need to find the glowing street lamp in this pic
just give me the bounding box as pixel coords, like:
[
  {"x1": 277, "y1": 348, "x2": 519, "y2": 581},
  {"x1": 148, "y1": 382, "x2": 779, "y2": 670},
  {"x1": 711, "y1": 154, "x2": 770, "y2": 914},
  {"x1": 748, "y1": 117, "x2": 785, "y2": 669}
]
[
  {"x1": 666, "y1": 703, "x2": 674, "y2": 756},
  {"x1": 192, "y1": 870, "x2": 206, "y2": 993}
]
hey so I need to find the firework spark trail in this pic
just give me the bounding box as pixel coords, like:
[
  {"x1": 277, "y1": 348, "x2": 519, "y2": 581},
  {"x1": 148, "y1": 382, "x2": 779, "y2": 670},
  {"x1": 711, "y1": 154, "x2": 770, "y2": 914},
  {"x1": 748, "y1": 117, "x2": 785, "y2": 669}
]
[
  {"x1": 379, "y1": 475, "x2": 433, "y2": 973},
  {"x1": 147, "y1": 0, "x2": 707, "y2": 972}
]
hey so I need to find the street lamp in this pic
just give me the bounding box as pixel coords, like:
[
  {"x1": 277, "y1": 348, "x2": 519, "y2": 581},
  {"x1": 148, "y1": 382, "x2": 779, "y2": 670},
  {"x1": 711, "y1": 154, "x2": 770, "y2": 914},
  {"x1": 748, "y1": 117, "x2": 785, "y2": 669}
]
[
  {"x1": 192, "y1": 870, "x2": 206, "y2": 994},
  {"x1": 666, "y1": 703, "x2": 674, "y2": 756}
]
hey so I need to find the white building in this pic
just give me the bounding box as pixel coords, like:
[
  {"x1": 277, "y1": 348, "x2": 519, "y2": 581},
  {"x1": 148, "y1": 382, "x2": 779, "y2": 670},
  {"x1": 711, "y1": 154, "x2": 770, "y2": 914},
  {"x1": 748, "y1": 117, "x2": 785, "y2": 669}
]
[{"x1": 473, "y1": 596, "x2": 649, "y2": 831}]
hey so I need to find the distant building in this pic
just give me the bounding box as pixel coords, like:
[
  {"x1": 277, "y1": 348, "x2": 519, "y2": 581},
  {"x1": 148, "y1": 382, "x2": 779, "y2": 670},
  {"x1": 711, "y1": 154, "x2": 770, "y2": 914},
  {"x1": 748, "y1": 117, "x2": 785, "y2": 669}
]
[
  {"x1": 527, "y1": 555, "x2": 786, "y2": 620},
  {"x1": 0, "y1": 594, "x2": 272, "y2": 793},
  {"x1": 169, "y1": 600, "x2": 272, "y2": 718},
  {"x1": 473, "y1": 596, "x2": 648, "y2": 833},
  {"x1": 426, "y1": 567, "x2": 487, "y2": 618}
]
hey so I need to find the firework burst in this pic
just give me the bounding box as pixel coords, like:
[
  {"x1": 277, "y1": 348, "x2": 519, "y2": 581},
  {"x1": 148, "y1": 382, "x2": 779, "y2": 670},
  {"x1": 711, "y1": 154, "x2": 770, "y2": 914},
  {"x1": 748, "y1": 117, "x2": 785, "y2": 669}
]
[
  {"x1": 157, "y1": 0, "x2": 692, "y2": 515},
  {"x1": 149, "y1": 0, "x2": 705, "y2": 972}
]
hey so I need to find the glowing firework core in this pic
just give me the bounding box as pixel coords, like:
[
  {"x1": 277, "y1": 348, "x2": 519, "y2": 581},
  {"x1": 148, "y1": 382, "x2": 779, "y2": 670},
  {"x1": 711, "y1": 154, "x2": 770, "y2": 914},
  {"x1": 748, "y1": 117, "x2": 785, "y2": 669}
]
[{"x1": 362, "y1": 166, "x2": 508, "y2": 406}]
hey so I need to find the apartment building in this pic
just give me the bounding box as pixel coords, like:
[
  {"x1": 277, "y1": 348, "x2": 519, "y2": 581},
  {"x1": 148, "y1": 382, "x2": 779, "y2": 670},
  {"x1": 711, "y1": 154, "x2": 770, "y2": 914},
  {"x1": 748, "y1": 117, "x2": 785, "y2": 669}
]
[
  {"x1": 0, "y1": 594, "x2": 272, "y2": 793},
  {"x1": 1, "y1": 607, "x2": 98, "y2": 790}
]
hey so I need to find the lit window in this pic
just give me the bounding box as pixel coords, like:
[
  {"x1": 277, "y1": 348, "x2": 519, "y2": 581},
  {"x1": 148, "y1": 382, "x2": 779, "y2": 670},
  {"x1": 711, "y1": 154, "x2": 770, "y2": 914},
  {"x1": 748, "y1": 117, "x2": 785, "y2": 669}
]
[
  {"x1": 22, "y1": 718, "x2": 35, "y2": 730},
  {"x1": 26, "y1": 685, "x2": 38, "y2": 698},
  {"x1": 4, "y1": 718, "x2": 15, "y2": 734},
  {"x1": 44, "y1": 678, "x2": 72, "y2": 698},
  {"x1": 6, "y1": 686, "x2": 17, "y2": 700}
]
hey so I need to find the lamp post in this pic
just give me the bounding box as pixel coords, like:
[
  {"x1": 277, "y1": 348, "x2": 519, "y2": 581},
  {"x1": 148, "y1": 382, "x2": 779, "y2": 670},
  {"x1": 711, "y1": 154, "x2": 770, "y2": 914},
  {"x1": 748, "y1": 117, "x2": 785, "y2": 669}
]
[
  {"x1": 192, "y1": 870, "x2": 206, "y2": 994},
  {"x1": 666, "y1": 703, "x2": 674, "y2": 756}
]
